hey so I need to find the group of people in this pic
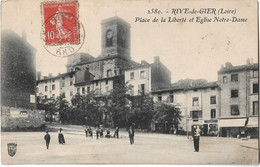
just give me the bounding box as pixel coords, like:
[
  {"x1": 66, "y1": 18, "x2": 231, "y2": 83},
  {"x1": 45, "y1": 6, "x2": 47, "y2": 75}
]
[
  {"x1": 44, "y1": 128, "x2": 66, "y2": 149},
  {"x1": 84, "y1": 126, "x2": 120, "y2": 140},
  {"x1": 44, "y1": 125, "x2": 135, "y2": 149}
]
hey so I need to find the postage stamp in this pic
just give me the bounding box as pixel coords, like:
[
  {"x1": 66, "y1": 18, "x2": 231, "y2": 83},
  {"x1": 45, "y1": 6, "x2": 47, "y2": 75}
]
[{"x1": 40, "y1": 0, "x2": 85, "y2": 57}]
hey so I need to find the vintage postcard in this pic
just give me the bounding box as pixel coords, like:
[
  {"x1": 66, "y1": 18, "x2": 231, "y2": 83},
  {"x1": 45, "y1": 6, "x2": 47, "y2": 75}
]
[{"x1": 1, "y1": 0, "x2": 259, "y2": 165}]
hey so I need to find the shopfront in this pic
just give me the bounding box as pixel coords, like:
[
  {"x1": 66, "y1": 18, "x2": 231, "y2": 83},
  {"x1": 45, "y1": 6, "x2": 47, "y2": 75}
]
[{"x1": 218, "y1": 118, "x2": 247, "y2": 138}]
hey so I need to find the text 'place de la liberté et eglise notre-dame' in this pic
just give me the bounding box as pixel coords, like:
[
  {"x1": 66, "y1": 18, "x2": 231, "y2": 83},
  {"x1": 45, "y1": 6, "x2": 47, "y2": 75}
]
[{"x1": 1, "y1": 16, "x2": 258, "y2": 139}]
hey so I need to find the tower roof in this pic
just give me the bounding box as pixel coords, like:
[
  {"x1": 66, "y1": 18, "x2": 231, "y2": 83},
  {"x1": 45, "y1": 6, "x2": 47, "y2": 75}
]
[{"x1": 101, "y1": 16, "x2": 131, "y2": 27}]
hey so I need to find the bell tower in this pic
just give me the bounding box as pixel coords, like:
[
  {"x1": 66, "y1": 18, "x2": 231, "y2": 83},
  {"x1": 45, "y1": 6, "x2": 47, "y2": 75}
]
[{"x1": 101, "y1": 16, "x2": 131, "y2": 59}]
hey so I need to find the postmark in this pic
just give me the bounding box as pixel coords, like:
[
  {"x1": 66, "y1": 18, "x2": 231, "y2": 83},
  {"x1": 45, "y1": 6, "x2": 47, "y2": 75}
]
[{"x1": 41, "y1": 1, "x2": 85, "y2": 57}]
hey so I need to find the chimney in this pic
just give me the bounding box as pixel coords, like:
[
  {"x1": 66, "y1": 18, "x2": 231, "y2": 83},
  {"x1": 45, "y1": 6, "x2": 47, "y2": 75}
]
[
  {"x1": 246, "y1": 58, "x2": 250, "y2": 65},
  {"x1": 22, "y1": 30, "x2": 27, "y2": 41},
  {"x1": 141, "y1": 60, "x2": 149, "y2": 65},
  {"x1": 36, "y1": 71, "x2": 41, "y2": 80},
  {"x1": 225, "y1": 62, "x2": 232, "y2": 68},
  {"x1": 154, "y1": 56, "x2": 160, "y2": 63},
  {"x1": 251, "y1": 58, "x2": 253, "y2": 64},
  {"x1": 48, "y1": 73, "x2": 52, "y2": 77}
]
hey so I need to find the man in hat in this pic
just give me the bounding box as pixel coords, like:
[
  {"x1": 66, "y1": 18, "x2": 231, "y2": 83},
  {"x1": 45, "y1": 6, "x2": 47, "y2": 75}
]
[
  {"x1": 44, "y1": 131, "x2": 51, "y2": 149},
  {"x1": 193, "y1": 126, "x2": 201, "y2": 152},
  {"x1": 128, "y1": 125, "x2": 135, "y2": 144}
]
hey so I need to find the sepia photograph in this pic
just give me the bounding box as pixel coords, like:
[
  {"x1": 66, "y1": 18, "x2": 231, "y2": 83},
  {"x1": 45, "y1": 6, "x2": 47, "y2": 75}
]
[{"x1": 1, "y1": 0, "x2": 259, "y2": 165}]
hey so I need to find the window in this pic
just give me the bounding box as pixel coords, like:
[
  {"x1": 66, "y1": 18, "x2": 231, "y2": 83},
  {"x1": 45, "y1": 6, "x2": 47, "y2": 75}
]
[
  {"x1": 70, "y1": 80, "x2": 73, "y2": 86},
  {"x1": 87, "y1": 87, "x2": 90, "y2": 93},
  {"x1": 62, "y1": 92, "x2": 66, "y2": 98},
  {"x1": 44, "y1": 95, "x2": 47, "y2": 99},
  {"x1": 231, "y1": 74, "x2": 238, "y2": 82},
  {"x1": 130, "y1": 86, "x2": 134, "y2": 95},
  {"x1": 223, "y1": 76, "x2": 227, "y2": 83},
  {"x1": 192, "y1": 97, "x2": 199, "y2": 106},
  {"x1": 210, "y1": 96, "x2": 216, "y2": 104},
  {"x1": 140, "y1": 71, "x2": 145, "y2": 79},
  {"x1": 231, "y1": 105, "x2": 239, "y2": 115},
  {"x1": 211, "y1": 109, "x2": 216, "y2": 118},
  {"x1": 114, "y1": 70, "x2": 117, "y2": 76},
  {"x1": 52, "y1": 84, "x2": 55, "y2": 90},
  {"x1": 106, "y1": 86, "x2": 109, "y2": 92},
  {"x1": 107, "y1": 69, "x2": 112, "y2": 77},
  {"x1": 62, "y1": 77, "x2": 65, "y2": 80},
  {"x1": 168, "y1": 94, "x2": 174, "y2": 103},
  {"x1": 130, "y1": 72, "x2": 135, "y2": 80},
  {"x1": 77, "y1": 88, "x2": 80, "y2": 94},
  {"x1": 211, "y1": 87, "x2": 215, "y2": 90},
  {"x1": 106, "y1": 30, "x2": 113, "y2": 47},
  {"x1": 194, "y1": 89, "x2": 197, "y2": 92},
  {"x1": 191, "y1": 110, "x2": 202, "y2": 121},
  {"x1": 106, "y1": 80, "x2": 108, "y2": 85},
  {"x1": 36, "y1": 87, "x2": 38, "y2": 93},
  {"x1": 70, "y1": 91, "x2": 73, "y2": 96},
  {"x1": 52, "y1": 79, "x2": 55, "y2": 82},
  {"x1": 253, "y1": 70, "x2": 258, "y2": 78},
  {"x1": 253, "y1": 83, "x2": 259, "y2": 93},
  {"x1": 82, "y1": 87, "x2": 85, "y2": 94},
  {"x1": 52, "y1": 94, "x2": 55, "y2": 97},
  {"x1": 158, "y1": 95, "x2": 162, "y2": 102},
  {"x1": 96, "y1": 81, "x2": 98, "y2": 86},
  {"x1": 45, "y1": 81, "x2": 47, "y2": 84},
  {"x1": 45, "y1": 86, "x2": 48, "y2": 92},
  {"x1": 139, "y1": 84, "x2": 145, "y2": 95},
  {"x1": 61, "y1": 82, "x2": 65, "y2": 87},
  {"x1": 253, "y1": 101, "x2": 259, "y2": 115},
  {"x1": 231, "y1": 90, "x2": 238, "y2": 98}
]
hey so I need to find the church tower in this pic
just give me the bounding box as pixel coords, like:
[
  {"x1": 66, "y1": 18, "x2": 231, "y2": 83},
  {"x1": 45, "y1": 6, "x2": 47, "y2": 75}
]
[{"x1": 101, "y1": 16, "x2": 131, "y2": 59}]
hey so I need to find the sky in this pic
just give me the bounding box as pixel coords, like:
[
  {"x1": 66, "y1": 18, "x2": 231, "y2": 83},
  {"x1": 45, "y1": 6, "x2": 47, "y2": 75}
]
[{"x1": 2, "y1": 0, "x2": 258, "y2": 83}]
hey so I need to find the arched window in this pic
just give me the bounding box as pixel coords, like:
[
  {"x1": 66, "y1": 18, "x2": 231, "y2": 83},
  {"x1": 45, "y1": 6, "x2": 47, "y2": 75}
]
[
  {"x1": 106, "y1": 30, "x2": 113, "y2": 47},
  {"x1": 107, "y1": 69, "x2": 112, "y2": 77}
]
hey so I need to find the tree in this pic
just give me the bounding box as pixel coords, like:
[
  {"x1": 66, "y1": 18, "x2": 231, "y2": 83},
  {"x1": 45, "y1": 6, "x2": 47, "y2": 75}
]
[{"x1": 153, "y1": 102, "x2": 182, "y2": 133}]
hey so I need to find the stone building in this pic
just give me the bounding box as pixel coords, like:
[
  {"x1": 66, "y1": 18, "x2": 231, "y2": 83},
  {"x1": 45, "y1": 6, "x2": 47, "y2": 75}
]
[
  {"x1": 125, "y1": 57, "x2": 171, "y2": 96},
  {"x1": 218, "y1": 60, "x2": 258, "y2": 138},
  {"x1": 1, "y1": 30, "x2": 45, "y2": 130},
  {"x1": 152, "y1": 80, "x2": 219, "y2": 135}
]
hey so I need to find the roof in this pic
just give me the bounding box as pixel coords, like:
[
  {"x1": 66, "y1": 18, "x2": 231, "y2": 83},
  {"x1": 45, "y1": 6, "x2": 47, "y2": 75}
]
[
  {"x1": 218, "y1": 63, "x2": 258, "y2": 74},
  {"x1": 101, "y1": 16, "x2": 131, "y2": 28},
  {"x1": 36, "y1": 71, "x2": 75, "y2": 82},
  {"x1": 152, "y1": 81, "x2": 218, "y2": 94}
]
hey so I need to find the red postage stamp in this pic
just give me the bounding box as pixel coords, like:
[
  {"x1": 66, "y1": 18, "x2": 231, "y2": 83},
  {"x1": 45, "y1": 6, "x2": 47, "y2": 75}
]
[{"x1": 42, "y1": 1, "x2": 79, "y2": 45}]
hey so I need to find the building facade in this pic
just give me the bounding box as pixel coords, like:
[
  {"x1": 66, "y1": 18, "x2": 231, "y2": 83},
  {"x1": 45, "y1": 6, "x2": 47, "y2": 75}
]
[
  {"x1": 218, "y1": 61, "x2": 258, "y2": 138},
  {"x1": 1, "y1": 30, "x2": 45, "y2": 130},
  {"x1": 152, "y1": 80, "x2": 219, "y2": 135},
  {"x1": 125, "y1": 57, "x2": 171, "y2": 96}
]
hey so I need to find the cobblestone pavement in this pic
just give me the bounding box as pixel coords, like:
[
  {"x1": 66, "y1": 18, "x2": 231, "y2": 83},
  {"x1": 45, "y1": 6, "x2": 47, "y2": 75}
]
[{"x1": 1, "y1": 124, "x2": 258, "y2": 164}]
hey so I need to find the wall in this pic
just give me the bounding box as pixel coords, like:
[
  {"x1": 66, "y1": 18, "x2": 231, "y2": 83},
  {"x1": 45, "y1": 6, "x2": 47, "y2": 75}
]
[{"x1": 1, "y1": 31, "x2": 36, "y2": 109}]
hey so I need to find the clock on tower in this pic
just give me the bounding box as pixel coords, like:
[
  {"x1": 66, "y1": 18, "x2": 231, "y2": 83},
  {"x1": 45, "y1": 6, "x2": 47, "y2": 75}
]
[{"x1": 101, "y1": 16, "x2": 130, "y2": 59}]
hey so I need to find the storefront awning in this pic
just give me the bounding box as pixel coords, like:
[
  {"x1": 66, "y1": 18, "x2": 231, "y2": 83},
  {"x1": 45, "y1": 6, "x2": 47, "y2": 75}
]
[
  {"x1": 218, "y1": 118, "x2": 246, "y2": 127},
  {"x1": 247, "y1": 117, "x2": 258, "y2": 127}
]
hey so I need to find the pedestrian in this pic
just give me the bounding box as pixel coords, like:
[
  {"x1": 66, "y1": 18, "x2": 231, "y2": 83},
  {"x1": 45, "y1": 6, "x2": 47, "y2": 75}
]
[
  {"x1": 44, "y1": 131, "x2": 51, "y2": 149},
  {"x1": 58, "y1": 128, "x2": 66, "y2": 144},
  {"x1": 105, "y1": 128, "x2": 111, "y2": 138},
  {"x1": 128, "y1": 125, "x2": 135, "y2": 144},
  {"x1": 114, "y1": 126, "x2": 119, "y2": 139},
  {"x1": 100, "y1": 128, "x2": 104, "y2": 138},
  {"x1": 193, "y1": 126, "x2": 201, "y2": 152},
  {"x1": 96, "y1": 128, "x2": 100, "y2": 140},
  {"x1": 85, "y1": 127, "x2": 88, "y2": 138}
]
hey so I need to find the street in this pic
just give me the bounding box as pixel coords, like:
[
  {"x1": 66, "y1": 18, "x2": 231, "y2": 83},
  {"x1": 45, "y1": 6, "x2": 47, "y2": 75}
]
[{"x1": 1, "y1": 124, "x2": 258, "y2": 164}]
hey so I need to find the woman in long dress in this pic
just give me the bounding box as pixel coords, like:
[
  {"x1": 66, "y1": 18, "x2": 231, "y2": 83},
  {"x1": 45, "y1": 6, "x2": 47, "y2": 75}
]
[{"x1": 58, "y1": 128, "x2": 65, "y2": 144}]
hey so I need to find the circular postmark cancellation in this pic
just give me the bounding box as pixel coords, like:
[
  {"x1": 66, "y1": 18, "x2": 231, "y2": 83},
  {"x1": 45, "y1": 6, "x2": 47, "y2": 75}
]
[{"x1": 41, "y1": 1, "x2": 85, "y2": 57}]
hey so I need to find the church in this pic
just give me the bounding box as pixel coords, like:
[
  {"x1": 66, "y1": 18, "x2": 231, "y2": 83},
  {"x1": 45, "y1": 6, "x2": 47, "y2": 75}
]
[{"x1": 36, "y1": 16, "x2": 171, "y2": 101}]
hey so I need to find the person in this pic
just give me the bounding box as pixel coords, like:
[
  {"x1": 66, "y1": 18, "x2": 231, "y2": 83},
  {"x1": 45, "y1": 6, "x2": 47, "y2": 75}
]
[
  {"x1": 128, "y1": 125, "x2": 135, "y2": 144},
  {"x1": 58, "y1": 128, "x2": 66, "y2": 144},
  {"x1": 85, "y1": 127, "x2": 88, "y2": 138},
  {"x1": 193, "y1": 126, "x2": 201, "y2": 152},
  {"x1": 114, "y1": 126, "x2": 119, "y2": 139},
  {"x1": 105, "y1": 128, "x2": 111, "y2": 138},
  {"x1": 96, "y1": 128, "x2": 100, "y2": 140},
  {"x1": 44, "y1": 131, "x2": 51, "y2": 149},
  {"x1": 89, "y1": 127, "x2": 93, "y2": 137},
  {"x1": 100, "y1": 128, "x2": 104, "y2": 138}
]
